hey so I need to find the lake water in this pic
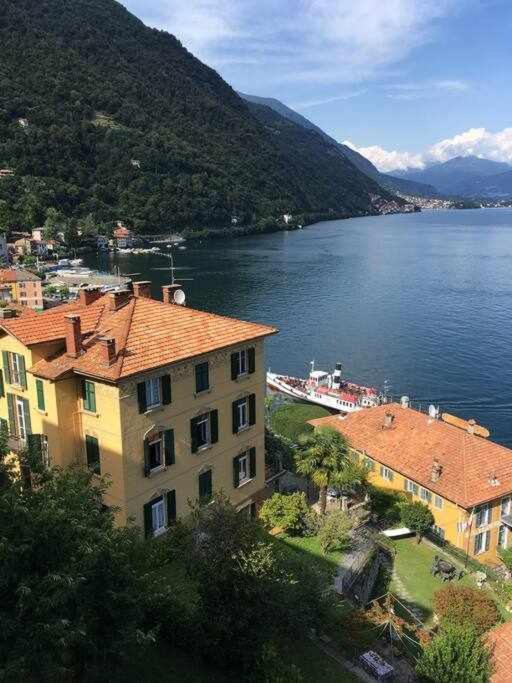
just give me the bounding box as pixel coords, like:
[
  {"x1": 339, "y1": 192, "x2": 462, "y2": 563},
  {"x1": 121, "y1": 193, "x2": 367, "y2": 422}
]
[{"x1": 86, "y1": 208, "x2": 512, "y2": 446}]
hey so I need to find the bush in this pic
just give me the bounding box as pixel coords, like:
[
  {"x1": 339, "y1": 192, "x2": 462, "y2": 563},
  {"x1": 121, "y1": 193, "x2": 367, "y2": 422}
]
[
  {"x1": 399, "y1": 500, "x2": 435, "y2": 541},
  {"x1": 368, "y1": 486, "x2": 406, "y2": 526},
  {"x1": 433, "y1": 585, "x2": 500, "y2": 636},
  {"x1": 317, "y1": 510, "x2": 352, "y2": 553},
  {"x1": 270, "y1": 403, "x2": 330, "y2": 442},
  {"x1": 259, "y1": 492, "x2": 309, "y2": 535},
  {"x1": 302, "y1": 508, "x2": 321, "y2": 537},
  {"x1": 416, "y1": 624, "x2": 492, "y2": 683}
]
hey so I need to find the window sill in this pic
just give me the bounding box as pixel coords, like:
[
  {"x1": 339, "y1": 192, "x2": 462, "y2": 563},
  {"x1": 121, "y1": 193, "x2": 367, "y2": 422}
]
[
  {"x1": 235, "y1": 373, "x2": 249, "y2": 382},
  {"x1": 149, "y1": 465, "x2": 167, "y2": 476},
  {"x1": 81, "y1": 409, "x2": 100, "y2": 418},
  {"x1": 36, "y1": 409, "x2": 48, "y2": 416},
  {"x1": 194, "y1": 388, "x2": 211, "y2": 398},
  {"x1": 237, "y1": 477, "x2": 254, "y2": 489},
  {"x1": 196, "y1": 443, "x2": 213, "y2": 454},
  {"x1": 144, "y1": 405, "x2": 163, "y2": 415},
  {"x1": 153, "y1": 526, "x2": 168, "y2": 538},
  {"x1": 235, "y1": 425, "x2": 252, "y2": 435}
]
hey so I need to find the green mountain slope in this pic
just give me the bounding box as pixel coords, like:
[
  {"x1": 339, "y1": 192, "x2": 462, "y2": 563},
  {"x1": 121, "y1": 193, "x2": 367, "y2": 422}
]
[
  {"x1": 240, "y1": 92, "x2": 438, "y2": 198},
  {"x1": 0, "y1": 0, "x2": 397, "y2": 233}
]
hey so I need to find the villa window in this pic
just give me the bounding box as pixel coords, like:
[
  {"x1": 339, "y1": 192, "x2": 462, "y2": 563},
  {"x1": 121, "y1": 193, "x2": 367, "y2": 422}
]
[
  {"x1": 195, "y1": 362, "x2": 210, "y2": 393},
  {"x1": 143, "y1": 491, "x2": 176, "y2": 538},
  {"x1": 143, "y1": 429, "x2": 174, "y2": 476},
  {"x1": 82, "y1": 380, "x2": 96, "y2": 413},
  {"x1": 380, "y1": 466, "x2": 393, "y2": 481},
  {"x1": 420, "y1": 488, "x2": 432, "y2": 503},
  {"x1": 36, "y1": 379, "x2": 45, "y2": 411},
  {"x1": 231, "y1": 348, "x2": 255, "y2": 380},
  {"x1": 404, "y1": 479, "x2": 418, "y2": 495},
  {"x1": 498, "y1": 524, "x2": 508, "y2": 549},
  {"x1": 6, "y1": 393, "x2": 31, "y2": 443},
  {"x1": 85, "y1": 435, "x2": 100, "y2": 475},
  {"x1": 501, "y1": 497, "x2": 511, "y2": 516},
  {"x1": 137, "y1": 375, "x2": 171, "y2": 413},
  {"x1": 434, "y1": 495, "x2": 443, "y2": 510},
  {"x1": 232, "y1": 395, "x2": 256, "y2": 433},
  {"x1": 432, "y1": 525, "x2": 445, "y2": 541},
  {"x1": 233, "y1": 448, "x2": 256, "y2": 488},
  {"x1": 198, "y1": 469, "x2": 213, "y2": 504},
  {"x1": 475, "y1": 503, "x2": 491, "y2": 528},
  {"x1": 2, "y1": 351, "x2": 27, "y2": 389},
  {"x1": 363, "y1": 457, "x2": 375, "y2": 471},
  {"x1": 474, "y1": 529, "x2": 491, "y2": 555},
  {"x1": 190, "y1": 411, "x2": 218, "y2": 453}
]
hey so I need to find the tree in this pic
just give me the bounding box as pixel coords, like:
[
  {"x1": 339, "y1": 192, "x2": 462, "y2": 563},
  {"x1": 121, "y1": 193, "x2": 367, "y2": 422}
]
[
  {"x1": 265, "y1": 427, "x2": 295, "y2": 473},
  {"x1": 433, "y1": 585, "x2": 499, "y2": 636},
  {"x1": 416, "y1": 624, "x2": 493, "y2": 683},
  {"x1": 295, "y1": 427, "x2": 352, "y2": 514},
  {"x1": 0, "y1": 467, "x2": 155, "y2": 680},
  {"x1": 42, "y1": 207, "x2": 64, "y2": 240},
  {"x1": 318, "y1": 510, "x2": 352, "y2": 553},
  {"x1": 0, "y1": 421, "x2": 14, "y2": 490},
  {"x1": 259, "y1": 491, "x2": 310, "y2": 534},
  {"x1": 399, "y1": 500, "x2": 434, "y2": 543}
]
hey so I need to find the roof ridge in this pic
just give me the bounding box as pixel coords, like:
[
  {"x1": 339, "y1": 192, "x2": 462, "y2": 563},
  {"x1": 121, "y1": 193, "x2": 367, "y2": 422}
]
[{"x1": 115, "y1": 297, "x2": 137, "y2": 379}]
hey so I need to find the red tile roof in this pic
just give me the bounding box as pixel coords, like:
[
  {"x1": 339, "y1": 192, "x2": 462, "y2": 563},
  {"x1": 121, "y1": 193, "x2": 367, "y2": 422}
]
[
  {"x1": 309, "y1": 403, "x2": 512, "y2": 508},
  {"x1": 0, "y1": 293, "x2": 277, "y2": 381},
  {"x1": 488, "y1": 622, "x2": 512, "y2": 683},
  {"x1": 0, "y1": 269, "x2": 41, "y2": 283}
]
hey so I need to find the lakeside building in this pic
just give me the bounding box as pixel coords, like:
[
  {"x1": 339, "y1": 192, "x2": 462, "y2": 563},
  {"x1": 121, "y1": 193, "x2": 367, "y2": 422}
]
[
  {"x1": 113, "y1": 221, "x2": 135, "y2": 248},
  {"x1": 0, "y1": 283, "x2": 277, "y2": 535},
  {"x1": 0, "y1": 269, "x2": 43, "y2": 310},
  {"x1": 310, "y1": 403, "x2": 512, "y2": 567}
]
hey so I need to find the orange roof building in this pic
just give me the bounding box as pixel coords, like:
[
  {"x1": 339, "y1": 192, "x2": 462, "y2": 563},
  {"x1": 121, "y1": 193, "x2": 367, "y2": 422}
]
[
  {"x1": 488, "y1": 621, "x2": 512, "y2": 682},
  {"x1": 310, "y1": 403, "x2": 512, "y2": 566},
  {"x1": 0, "y1": 283, "x2": 277, "y2": 534}
]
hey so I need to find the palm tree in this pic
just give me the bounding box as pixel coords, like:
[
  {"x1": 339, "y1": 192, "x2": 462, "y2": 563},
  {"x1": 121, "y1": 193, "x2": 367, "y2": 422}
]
[{"x1": 295, "y1": 426, "x2": 353, "y2": 514}]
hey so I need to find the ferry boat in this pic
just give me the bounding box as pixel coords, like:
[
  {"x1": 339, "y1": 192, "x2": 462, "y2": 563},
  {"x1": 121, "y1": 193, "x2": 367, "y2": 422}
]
[{"x1": 267, "y1": 362, "x2": 384, "y2": 413}]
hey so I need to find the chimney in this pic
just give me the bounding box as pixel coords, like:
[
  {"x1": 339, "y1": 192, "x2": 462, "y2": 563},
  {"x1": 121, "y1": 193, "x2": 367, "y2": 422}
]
[
  {"x1": 162, "y1": 283, "x2": 185, "y2": 305},
  {"x1": 467, "y1": 419, "x2": 476, "y2": 435},
  {"x1": 0, "y1": 308, "x2": 17, "y2": 319},
  {"x1": 65, "y1": 314, "x2": 81, "y2": 358},
  {"x1": 132, "y1": 281, "x2": 152, "y2": 299},
  {"x1": 382, "y1": 412, "x2": 395, "y2": 429},
  {"x1": 431, "y1": 459, "x2": 443, "y2": 483},
  {"x1": 78, "y1": 286, "x2": 102, "y2": 306},
  {"x1": 107, "y1": 289, "x2": 132, "y2": 311},
  {"x1": 98, "y1": 336, "x2": 116, "y2": 367}
]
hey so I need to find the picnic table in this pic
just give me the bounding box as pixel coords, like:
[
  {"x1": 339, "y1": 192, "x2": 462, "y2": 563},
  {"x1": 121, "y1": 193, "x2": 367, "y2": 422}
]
[{"x1": 359, "y1": 650, "x2": 394, "y2": 681}]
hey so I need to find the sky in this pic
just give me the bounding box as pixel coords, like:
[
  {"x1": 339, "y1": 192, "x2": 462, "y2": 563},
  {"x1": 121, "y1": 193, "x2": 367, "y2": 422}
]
[{"x1": 123, "y1": 0, "x2": 512, "y2": 172}]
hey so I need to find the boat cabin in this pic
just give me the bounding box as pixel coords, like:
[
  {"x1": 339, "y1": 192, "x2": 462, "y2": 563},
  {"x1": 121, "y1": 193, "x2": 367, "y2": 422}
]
[{"x1": 309, "y1": 370, "x2": 329, "y2": 387}]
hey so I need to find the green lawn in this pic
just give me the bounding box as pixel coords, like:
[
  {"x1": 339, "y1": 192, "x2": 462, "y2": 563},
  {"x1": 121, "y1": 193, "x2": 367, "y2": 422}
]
[
  {"x1": 270, "y1": 402, "x2": 331, "y2": 441},
  {"x1": 277, "y1": 532, "x2": 343, "y2": 585}
]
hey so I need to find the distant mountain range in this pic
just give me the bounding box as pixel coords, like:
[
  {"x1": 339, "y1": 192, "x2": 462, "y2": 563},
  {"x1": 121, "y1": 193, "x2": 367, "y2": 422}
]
[
  {"x1": 392, "y1": 156, "x2": 512, "y2": 198},
  {"x1": 240, "y1": 93, "x2": 439, "y2": 198}
]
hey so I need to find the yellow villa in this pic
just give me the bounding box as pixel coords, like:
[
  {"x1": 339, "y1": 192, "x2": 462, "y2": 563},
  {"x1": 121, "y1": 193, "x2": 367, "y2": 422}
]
[
  {"x1": 310, "y1": 403, "x2": 512, "y2": 567},
  {"x1": 0, "y1": 282, "x2": 277, "y2": 536}
]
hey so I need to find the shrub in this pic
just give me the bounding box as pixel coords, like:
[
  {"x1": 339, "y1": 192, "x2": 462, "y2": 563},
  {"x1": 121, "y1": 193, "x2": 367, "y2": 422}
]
[
  {"x1": 433, "y1": 585, "x2": 500, "y2": 636},
  {"x1": 317, "y1": 510, "x2": 352, "y2": 553},
  {"x1": 302, "y1": 508, "x2": 321, "y2": 537},
  {"x1": 368, "y1": 486, "x2": 406, "y2": 526},
  {"x1": 416, "y1": 624, "x2": 492, "y2": 683},
  {"x1": 399, "y1": 500, "x2": 435, "y2": 542},
  {"x1": 270, "y1": 403, "x2": 330, "y2": 442},
  {"x1": 259, "y1": 492, "x2": 310, "y2": 535}
]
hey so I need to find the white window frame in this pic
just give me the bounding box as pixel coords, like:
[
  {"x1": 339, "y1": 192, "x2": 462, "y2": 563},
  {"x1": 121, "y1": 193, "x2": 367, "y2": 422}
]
[
  {"x1": 501, "y1": 497, "x2": 511, "y2": 517},
  {"x1": 432, "y1": 524, "x2": 445, "y2": 540},
  {"x1": 405, "y1": 479, "x2": 418, "y2": 495},
  {"x1": 237, "y1": 349, "x2": 248, "y2": 376},
  {"x1": 498, "y1": 524, "x2": 508, "y2": 549},
  {"x1": 476, "y1": 504, "x2": 491, "y2": 528},
  {"x1": 420, "y1": 487, "x2": 432, "y2": 503},
  {"x1": 238, "y1": 452, "x2": 250, "y2": 485},
  {"x1": 148, "y1": 434, "x2": 164, "y2": 472},
  {"x1": 380, "y1": 466, "x2": 393, "y2": 481},
  {"x1": 151, "y1": 498, "x2": 167, "y2": 537},
  {"x1": 474, "y1": 529, "x2": 490, "y2": 555},
  {"x1": 237, "y1": 398, "x2": 249, "y2": 431},
  {"x1": 10, "y1": 353, "x2": 22, "y2": 387},
  {"x1": 434, "y1": 495, "x2": 443, "y2": 510},
  {"x1": 145, "y1": 377, "x2": 162, "y2": 410},
  {"x1": 196, "y1": 413, "x2": 211, "y2": 450},
  {"x1": 15, "y1": 396, "x2": 27, "y2": 442}
]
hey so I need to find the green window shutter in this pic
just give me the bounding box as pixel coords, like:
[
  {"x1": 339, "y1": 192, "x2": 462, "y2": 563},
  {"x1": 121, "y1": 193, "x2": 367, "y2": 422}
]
[
  {"x1": 18, "y1": 355, "x2": 27, "y2": 390},
  {"x1": 22, "y1": 398, "x2": 31, "y2": 436},
  {"x1": 161, "y1": 375, "x2": 172, "y2": 405},
  {"x1": 36, "y1": 379, "x2": 45, "y2": 411},
  {"x1": 2, "y1": 351, "x2": 11, "y2": 384},
  {"x1": 210, "y1": 410, "x2": 218, "y2": 444},
  {"x1": 199, "y1": 470, "x2": 212, "y2": 503},
  {"x1": 6, "y1": 393, "x2": 15, "y2": 435},
  {"x1": 166, "y1": 490, "x2": 176, "y2": 523},
  {"x1": 83, "y1": 381, "x2": 96, "y2": 412},
  {"x1": 85, "y1": 435, "x2": 100, "y2": 474},
  {"x1": 231, "y1": 352, "x2": 238, "y2": 380},
  {"x1": 485, "y1": 530, "x2": 490, "y2": 552},
  {"x1": 164, "y1": 429, "x2": 175, "y2": 466},
  {"x1": 143, "y1": 439, "x2": 150, "y2": 476},
  {"x1": 195, "y1": 362, "x2": 209, "y2": 393},
  {"x1": 233, "y1": 455, "x2": 240, "y2": 488},
  {"x1": 190, "y1": 417, "x2": 199, "y2": 454},
  {"x1": 143, "y1": 501, "x2": 153, "y2": 539},
  {"x1": 232, "y1": 400, "x2": 239, "y2": 434},
  {"x1": 249, "y1": 447, "x2": 256, "y2": 479},
  {"x1": 0, "y1": 369, "x2": 4, "y2": 398},
  {"x1": 248, "y1": 394, "x2": 256, "y2": 426},
  {"x1": 248, "y1": 347, "x2": 255, "y2": 374},
  {"x1": 137, "y1": 381, "x2": 147, "y2": 413}
]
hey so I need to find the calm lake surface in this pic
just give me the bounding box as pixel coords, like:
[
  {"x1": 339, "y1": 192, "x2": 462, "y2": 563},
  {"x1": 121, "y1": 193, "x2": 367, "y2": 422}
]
[{"x1": 86, "y1": 208, "x2": 512, "y2": 445}]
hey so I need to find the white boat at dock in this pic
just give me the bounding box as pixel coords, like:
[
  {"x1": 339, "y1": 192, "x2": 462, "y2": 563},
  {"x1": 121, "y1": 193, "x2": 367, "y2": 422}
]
[{"x1": 267, "y1": 362, "x2": 384, "y2": 413}]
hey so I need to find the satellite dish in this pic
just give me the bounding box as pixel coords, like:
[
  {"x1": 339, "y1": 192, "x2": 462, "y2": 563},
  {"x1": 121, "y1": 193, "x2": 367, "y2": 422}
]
[{"x1": 174, "y1": 289, "x2": 186, "y2": 305}]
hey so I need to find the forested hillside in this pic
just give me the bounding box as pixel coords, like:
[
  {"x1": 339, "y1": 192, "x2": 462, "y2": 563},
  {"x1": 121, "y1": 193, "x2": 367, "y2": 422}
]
[{"x1": 0, "y1": 0, "x2": 396, "y2": 233}]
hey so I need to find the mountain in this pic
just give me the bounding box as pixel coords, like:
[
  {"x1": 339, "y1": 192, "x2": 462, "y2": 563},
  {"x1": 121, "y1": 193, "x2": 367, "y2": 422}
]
[
  {"x1": 239, "y1": 93, "x2": 438, "y2": 198},
  {"x1": 0, "y1": 0, "x2": 398, "y2": 234},
  {"x1": 459, "y1": 170, "x2": 512, "y2": 198},
  {"x1": 393, "y1": 156, "x2": 512, "y2": 196}
]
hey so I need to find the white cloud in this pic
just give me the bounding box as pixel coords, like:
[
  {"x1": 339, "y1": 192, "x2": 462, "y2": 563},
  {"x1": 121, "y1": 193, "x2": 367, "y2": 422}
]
[
  {"x1": 385, "y1": 79, "x2": 469, "y2": 100},
  {"x1": 123, "y1": 0, "x2": 460, "y2": 86},
  {"x1": 293, "y1": 91, "x2": 366, "y2": 110},
  {"x1": 344, "y1": 127, "x2": 512, "y2": 172}
]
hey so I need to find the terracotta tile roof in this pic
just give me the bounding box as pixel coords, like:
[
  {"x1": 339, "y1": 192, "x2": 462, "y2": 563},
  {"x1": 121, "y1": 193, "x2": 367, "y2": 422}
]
[
  {"x1": 2, "y1": 293, "x2": 277, "y2": 382},
  {"x1": 488, "y1": 622, "x2": 512, "y2": 683},
  {"x1": 0, "y1": 269, "x2": 41, "y2": 283},
  {"x1": 309, "y1": 403, "x2": 512, "y2": 508}
]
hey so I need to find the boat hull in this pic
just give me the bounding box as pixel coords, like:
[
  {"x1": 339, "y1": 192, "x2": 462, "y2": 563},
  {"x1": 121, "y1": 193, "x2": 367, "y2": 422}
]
[{"x1": 267, "y1": 372, "x2": 369, "y2": 413}]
